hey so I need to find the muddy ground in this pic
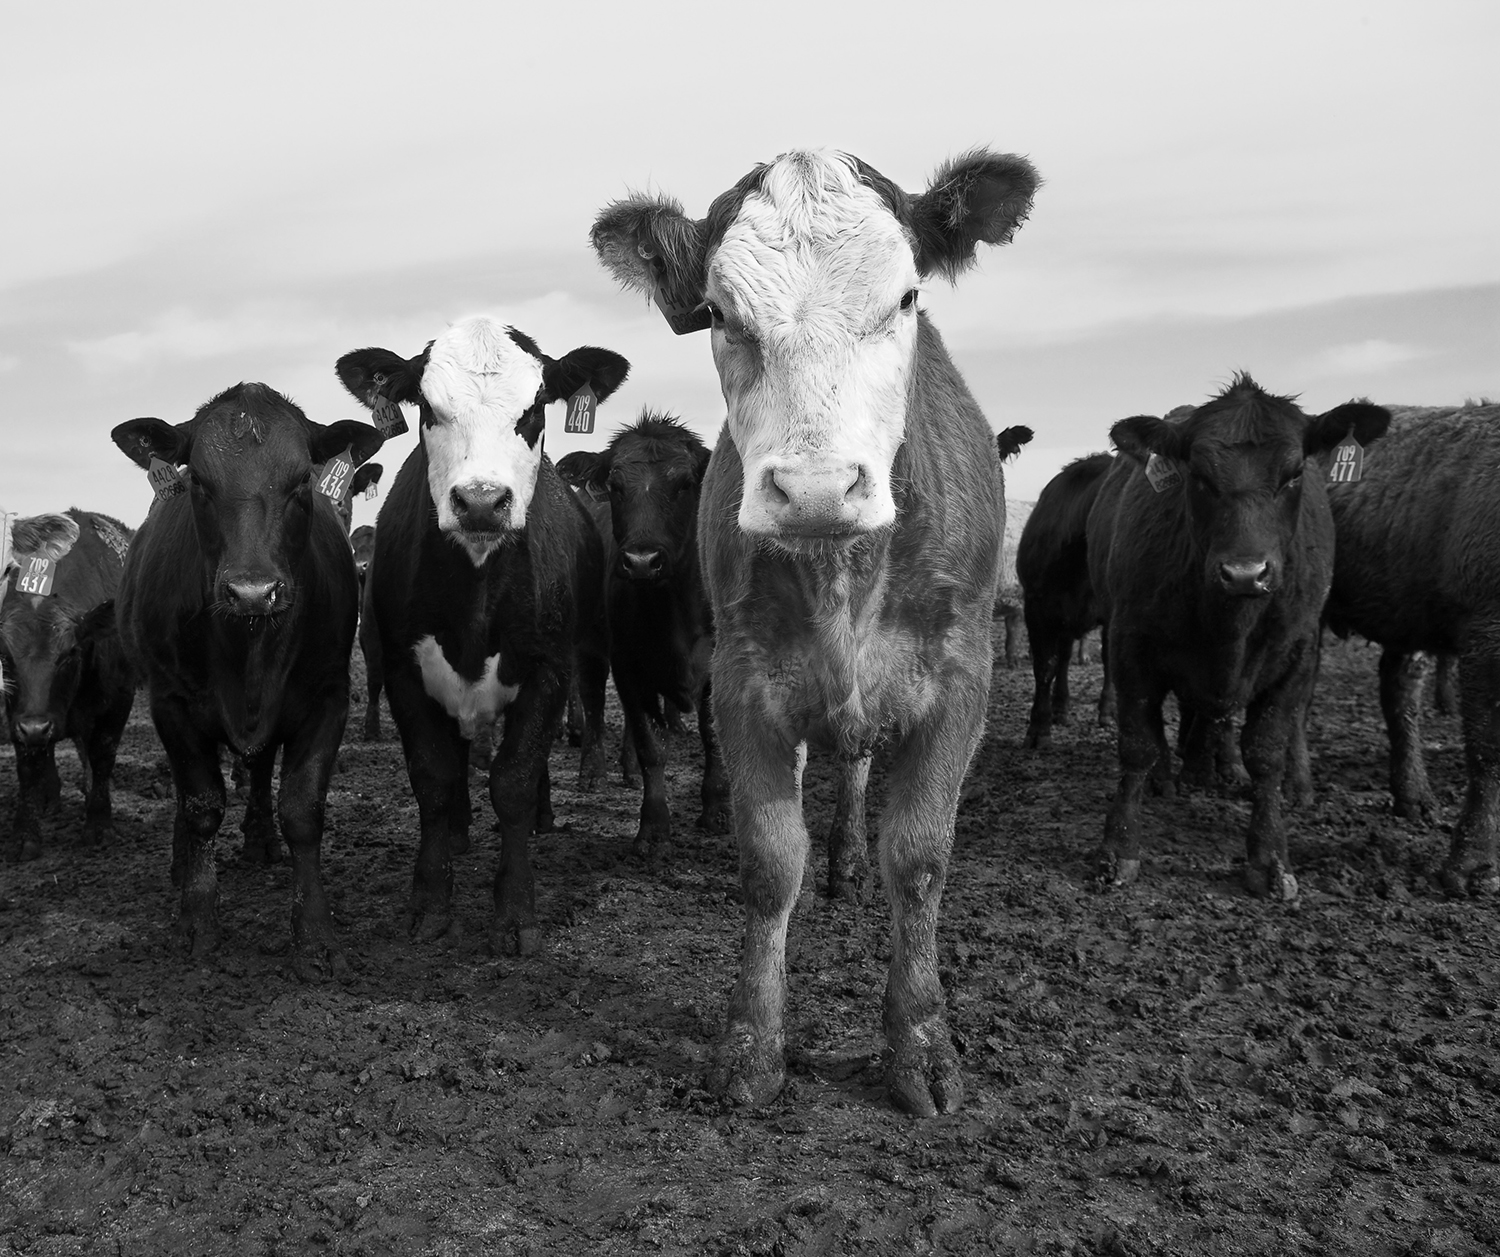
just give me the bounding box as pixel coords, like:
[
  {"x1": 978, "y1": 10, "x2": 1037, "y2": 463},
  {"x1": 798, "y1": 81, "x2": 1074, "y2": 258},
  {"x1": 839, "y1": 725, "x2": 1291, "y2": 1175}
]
[{"x1": 2, "y1": 637, "x2": 1498, "y2": 1256}]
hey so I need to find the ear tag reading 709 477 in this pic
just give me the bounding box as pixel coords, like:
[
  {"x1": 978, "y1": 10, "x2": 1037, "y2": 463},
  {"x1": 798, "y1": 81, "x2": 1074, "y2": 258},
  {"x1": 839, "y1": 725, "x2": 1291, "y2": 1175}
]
[
  {"x1": 1145, "y1": 453, "x2": 1182, "y2": 493},
  {"x1": 317, "y1": 449, "x2": 355, "y2": 502},
  {"x1": 564, "y1": 384, "x2": 597, "y2": 435},
  {"x1": 1327, "y1": 437, "x2": 1364, "y2": 484}
]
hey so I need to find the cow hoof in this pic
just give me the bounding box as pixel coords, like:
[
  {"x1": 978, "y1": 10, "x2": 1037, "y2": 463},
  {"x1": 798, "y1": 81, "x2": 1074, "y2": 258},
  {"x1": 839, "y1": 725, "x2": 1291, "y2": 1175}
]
[
  {"x1": 1395, "y1": 795, "x2": 1439, "y2": 825},
  {"x1": 293, "y1": 945, "x2": 350, "y2": 983},
  {"x1": 179, "y1": 916, "x2": 222, "y2": 961},
  {"x1": 10, "y1": 833, "x2": 43, "y2": 862},
  {"x1": 1022, "y1": 729, "x2": 1048, "y2": 750},
  {"x1": 81, "y1": 821, "x2": 115, "y2": 848},
  {"x1": 361, "y1": 725, "x2": 382, "y2": 743},
  {"x1": 408, "y1": 899, "x2": 460, "y2": 946},
  {"x1": 1438, "y1": 861, "x2": 1500, "y2": 898},
  {"x1": 696, "y1": 804, "x2": 732, "y2": 835},
  {"x1": 448, "y1": 828, "x2": 471, "y2": 857},
  {"x1": 1149, "y1": 777, "x2": 1176, "y2": 800},
  {"x1": 1245, "y1": 862, "x2": 1299, "y2": 901},
  {"x1": 886, "y1": 1034, "x2": 964, "y2": 1118},
  {"x1": 828, "y1": 871, "x2": 871, "y2": 905},
  {"x1": 489, "y1": 919, "x2": 541, "y2": 957},
  {"x1": 709, "y1": 1027, "x2": 785, "y2": 1108},
  {"x1": 1054, "y1": 708, "x2": 1072, "y2": 728},
  {"x1": 1092, "y1": 852, "x2": 1140, "y2": 890}
]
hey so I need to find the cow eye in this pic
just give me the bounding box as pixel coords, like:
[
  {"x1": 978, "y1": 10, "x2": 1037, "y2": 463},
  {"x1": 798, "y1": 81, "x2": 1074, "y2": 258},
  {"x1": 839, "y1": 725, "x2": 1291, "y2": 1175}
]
[
  {"x1": 900, "y1": 288, "x2": 919, "y2": 312},
  {"x1": 704, "y1": 301, "x2": 725, "y2": 326},
  {"x1": 1280, "y1": 473, "x2": 1302, "y2": 494}
]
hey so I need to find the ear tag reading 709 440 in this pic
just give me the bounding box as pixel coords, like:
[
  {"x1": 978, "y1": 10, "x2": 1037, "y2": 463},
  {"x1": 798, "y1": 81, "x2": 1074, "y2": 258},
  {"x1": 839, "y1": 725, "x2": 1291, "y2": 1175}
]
[
  {"x1": 317, "y1": 449, "x2": 355, "y2": 502},
  {"x1": 564, "y1": 384, "x2": 597, "y2": 435},
  {"x1": 1145, "y1": 453, "x2": 1182, "y2": 493},
  {"x1": 147, "y1": 457, "x2": 186, "y2": 502},
  {"x1": 1327, "y1": 437, "x2": 1364, "y2": 484}
]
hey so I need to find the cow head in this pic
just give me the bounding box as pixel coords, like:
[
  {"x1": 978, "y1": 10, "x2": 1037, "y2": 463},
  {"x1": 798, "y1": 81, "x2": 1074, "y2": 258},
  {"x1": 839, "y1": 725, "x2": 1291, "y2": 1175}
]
[
  {"x1": 336, "y1": 316, "x2": 630, "y2": 566},
  {"x1": 575, "y1": 413, "x2": 712, "y2": 584},
  {"x1": 112, "y1": 384, "x2": 383, "y2": 617},
  {"x1": 1110, "y1": 375, "x2": 1390, "y2": 598},
  {"x1": 592, "y1": 149, "x2": 1039, "y2": 549}
]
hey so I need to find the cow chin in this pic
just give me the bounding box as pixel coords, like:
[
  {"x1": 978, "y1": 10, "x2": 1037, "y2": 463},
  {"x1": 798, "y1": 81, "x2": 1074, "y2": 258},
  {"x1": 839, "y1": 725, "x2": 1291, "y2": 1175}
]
[{"x1": 448, "y1": 526, "x2": 520, "y2": 567}]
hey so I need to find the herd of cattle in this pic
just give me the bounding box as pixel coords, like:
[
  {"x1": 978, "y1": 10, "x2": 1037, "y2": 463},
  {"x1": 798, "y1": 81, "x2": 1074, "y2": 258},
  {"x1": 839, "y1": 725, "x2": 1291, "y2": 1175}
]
[{"x1": 2, "y1": 147, "x2": 1498, "y2": 1119}]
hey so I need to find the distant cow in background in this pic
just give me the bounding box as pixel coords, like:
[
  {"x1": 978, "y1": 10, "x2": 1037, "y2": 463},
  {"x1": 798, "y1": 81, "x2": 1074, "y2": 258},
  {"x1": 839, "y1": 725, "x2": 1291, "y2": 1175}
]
[
  {"x1": 1, "y1": 510, "x2": 135, "y2": 861},
  {"x1": 112, "y1": 384, "x2": 382, "y2": 970},
  {"x1": 992, "y1": 424, "x2": 1034, "y2": 668},
  {"x1": 1325, "y1": 401, "x2": 1500, "y2": 895},
  {"x1": 1088, "y1": 375, "x2": 1389, "y2": 899},
  {"x1": 1016, "y1": 451, "x2": 1112, "y2": 747}
]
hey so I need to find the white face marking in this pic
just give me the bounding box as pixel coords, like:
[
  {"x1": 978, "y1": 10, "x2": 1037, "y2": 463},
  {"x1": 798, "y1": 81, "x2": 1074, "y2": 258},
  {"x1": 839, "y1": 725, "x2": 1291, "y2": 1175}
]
[
  {"x1": 421, "y1": 315, "x2": 546, "y2": 566},
  {"x1": 705, "y1": 151, "x2": 919, "y2": 542},
  {"x1": 413, "y1": 635, "x2": 519, "y2": 740}
]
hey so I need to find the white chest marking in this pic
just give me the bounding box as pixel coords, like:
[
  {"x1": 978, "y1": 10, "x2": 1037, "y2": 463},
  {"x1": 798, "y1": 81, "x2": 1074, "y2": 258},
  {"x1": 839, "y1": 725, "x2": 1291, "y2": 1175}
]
[{"x1": 413, "y1": 635, "x2": 519, "y2": 739}]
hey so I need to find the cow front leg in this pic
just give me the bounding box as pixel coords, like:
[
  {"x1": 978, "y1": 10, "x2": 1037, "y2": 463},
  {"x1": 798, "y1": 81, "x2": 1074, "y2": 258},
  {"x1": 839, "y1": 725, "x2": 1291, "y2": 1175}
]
[
  {"x1": 1441, "y1": 628, "x2": 1500, "y2": 896},
  {"x1": 1097, "y1": 643, "x2": 1166, "y2": 888},
  {"x1": 153, "y1": 698, "x2": 226, "y2": 958},
  {"x1": 618, "y1": 678, "x2": 672, "y2": 866},
  {"x1": 8, "y1": 741, "x2": 58, "y2": 862},
  {"x1": 575, "y1": 650, "x2": 608, "y2": 790},
  {"x1": 238, "y1": 747, "x2": 280, "y2": 866},
  {"x1": 1381, "y1": 648, "x2": 1438, "y2": 823},
  {"x1": 827, "y1": 753, "x2": 871, "y2": 902},
  {"x1": 1023, "y1": 615, "x2": 1061, "y2": 748},
  {"x1": 1240, "y1": 679, "x2": 1303, "y2": 901},
  {"x1": 696, "y1": 682, "x2": 732, "y2": 834}
]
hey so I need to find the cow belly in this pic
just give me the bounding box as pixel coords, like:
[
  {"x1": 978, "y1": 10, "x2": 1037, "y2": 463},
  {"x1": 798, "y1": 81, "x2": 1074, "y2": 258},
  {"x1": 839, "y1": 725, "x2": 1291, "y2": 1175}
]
[{"x1": 413, "y1": 636, "x2": 519, "y2": 739}]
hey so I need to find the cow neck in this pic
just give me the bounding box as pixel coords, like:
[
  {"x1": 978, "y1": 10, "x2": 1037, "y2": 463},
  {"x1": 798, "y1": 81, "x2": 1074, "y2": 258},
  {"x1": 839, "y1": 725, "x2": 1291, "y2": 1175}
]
[
  {"x1": 420, "y1": 512, "x2": 531, "y2": 678},
  {"x1": 206, "y1": 603, "x2": 300, "y2": 755}
]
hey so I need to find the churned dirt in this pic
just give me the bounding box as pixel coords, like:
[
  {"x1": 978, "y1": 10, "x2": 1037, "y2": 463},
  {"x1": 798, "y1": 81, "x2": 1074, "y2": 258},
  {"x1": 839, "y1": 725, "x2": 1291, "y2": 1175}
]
[{"x1": 2, "y1": 638, "x2": 1499, "y2": 1256}]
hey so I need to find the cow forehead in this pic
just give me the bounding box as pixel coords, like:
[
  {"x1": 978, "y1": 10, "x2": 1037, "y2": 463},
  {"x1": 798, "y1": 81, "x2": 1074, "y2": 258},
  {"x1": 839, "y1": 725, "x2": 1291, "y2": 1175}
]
[
  {"x1": 707, "y1": 153, "x2": 916, "y2": 329},
  {"x1": 421, "y1": 318, "x2": 543, "y2": 422},
  {"x1": 193, "y1": 410, "x2": 309, "y2": 477}
]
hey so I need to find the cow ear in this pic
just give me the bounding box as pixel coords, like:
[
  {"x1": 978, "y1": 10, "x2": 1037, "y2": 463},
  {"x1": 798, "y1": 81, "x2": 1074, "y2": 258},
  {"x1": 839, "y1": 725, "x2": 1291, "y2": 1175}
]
[
  {"x1": 910, "y1": 150, "x2": 1041, "y2": 281},
  {"x1": 111, "y1": 418, "x2": 190, "y2": 470},
  {"x1": 1304, "y1": 401, "x2": 1392, "y2": 456},
  {"x1": 336, "y1": 347, "x2": 424, "y2": 409},
  {"x1": 996, "y1": 424, "x2": 1034, "y2": 462},
  {"x1": 10, "y1": 514, "x2": 80, "y2": 559},
  {"x1": 692, "y1": 442, "x2": 712, "y2": 484},
  {"x1": 350, "y1": 462, "x2": 383, "y2": 496},
  {"x1": 76, "y1": 600, "x2": 117, "y2": 648},
  {"x1": 542, "y1": 347, "x2": 631, "y2": 406},
  {"x1": 1109, "y1": 415, "x2": 1183, "y2": 465},
  {"x1": 309, "y1": 419, "x2": 385, "y2": 467},
  {"x1": 591, "y1": 196, "x2": 708, "y2": 328}
]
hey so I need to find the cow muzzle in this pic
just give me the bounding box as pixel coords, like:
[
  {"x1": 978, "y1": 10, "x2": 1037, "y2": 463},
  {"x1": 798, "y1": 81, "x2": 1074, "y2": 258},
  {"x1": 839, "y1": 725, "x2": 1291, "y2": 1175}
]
[
  {"x1": 740, "y1": 457, "x2": 894, "y2": 540},
  {"x1": 222, "y1": 578, "x2": 288, "y2": 616},
  {"x1": 13, "y1": 715, "x2": 55, "y2": 747},
  {"x1": 449, "y1": 484, "x2": 515, "y2": 535},
  {"x1": 1217, "y1": 559, "x2": 1275, "y2": 598},
  {"x1": 618, "y1": 548, "x2": 668, "y2": 583}
]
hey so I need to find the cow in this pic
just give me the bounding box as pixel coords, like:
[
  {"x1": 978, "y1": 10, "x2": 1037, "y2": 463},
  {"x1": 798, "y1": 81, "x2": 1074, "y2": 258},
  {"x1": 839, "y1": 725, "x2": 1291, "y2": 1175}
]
[
  {"x1": 1086, "y1": 375, "x2": 1389, "y2": 899},
  {"x1": 329, "y1": 462, "x2": 382, "y2": 536},
  {"x1": 335, "y1": 315, "x2": 627, "y2": 954},
  {"x1": 568, "y1": 413, "x2": 731, "y2": 861},
  {"x1": 1324, "y1": 402, "x2": 1500, "y2": 894},
  {"x1": 992, "y1": 424, "x2": 1035, "y2": 669},
  {"x1": 592, "y1": 146, "x2": 1040, "y2": 1115},
  {"x1": 1016, "y1": 452, "x2": 1113, "y2": 747},
  {"x1": 111, "y1": 384, "x2": 383, "y2": 969},
  {"x1": 1, "y1": 510, "x2": 135, "y2": 861}
]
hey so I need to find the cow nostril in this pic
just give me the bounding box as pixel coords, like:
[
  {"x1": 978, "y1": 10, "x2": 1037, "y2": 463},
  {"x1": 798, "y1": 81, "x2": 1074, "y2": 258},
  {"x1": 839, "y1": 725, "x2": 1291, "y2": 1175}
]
[
  {"x1": 763, "y1": 469, "x2": 790, "y2": 507},
  {"x1": 449, "y1": 488, "x2": 469, "y2": 518},
  {"x1": 844, "y1": 466, "x2": 870, "y2": 500},
  {"x1": 493, "y1": 488, "x2": 513, "y2": 515}
]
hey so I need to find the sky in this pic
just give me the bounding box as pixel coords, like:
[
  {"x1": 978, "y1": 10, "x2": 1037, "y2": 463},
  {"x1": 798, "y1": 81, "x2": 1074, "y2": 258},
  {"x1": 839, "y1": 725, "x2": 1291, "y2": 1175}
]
[{"x1": 2, "y1": 0, "x2": 1497, "y2": 528}]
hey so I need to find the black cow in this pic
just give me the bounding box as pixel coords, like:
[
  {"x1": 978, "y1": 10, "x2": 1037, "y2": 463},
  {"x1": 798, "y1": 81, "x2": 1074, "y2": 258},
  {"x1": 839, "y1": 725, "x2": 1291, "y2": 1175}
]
[
  {"x1": 336, "y1": 315, "x2": 626, "y2": 954},
  {"x1": 1325, "y1": 402, "x2": 1500, "y2": 894},
  {"x1": 992, "y1": 424, "x2": 1035, "y2": 668},
  {"x1": 1, "y1": 511, "x2": 135, "y2": 861},
  {"x1": 1016, "y1": 452, "x2": 1113, "y2": 746},
  {"x1": 112, "y1": 384, "x2": 383, "y2": 968},
  {"x1": 570, "y1": 413, "x2": 731, "y2": 860},
  {"x1": 1087, "y1": 375, "x2": 1389, "y2": 899}
]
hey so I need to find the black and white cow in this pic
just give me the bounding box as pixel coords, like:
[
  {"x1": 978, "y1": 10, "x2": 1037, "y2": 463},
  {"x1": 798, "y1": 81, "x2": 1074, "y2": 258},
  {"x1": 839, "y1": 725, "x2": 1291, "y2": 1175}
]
[
  {"x1": 336, "y1": 315, "x2": 627, "y2": 954},
  {"x1": 593, "y1": 147, "x2": 1040, "y2": 1115}
]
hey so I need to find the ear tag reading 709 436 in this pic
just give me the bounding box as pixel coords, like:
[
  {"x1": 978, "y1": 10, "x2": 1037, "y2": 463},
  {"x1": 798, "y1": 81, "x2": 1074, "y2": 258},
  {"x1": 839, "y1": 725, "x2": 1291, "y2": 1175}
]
[
  {"x1": 317, "y1": 449, "x2": 355, "y2": 502},
  {"x1": 147, "y1": 457, "x2": 186, "y2": 502},
  {"x1": 564, "y1": 384, "x2": 597, "y2": 435},
  {"x1": 1327, "y1": 437, "x2": 1364, "y2": 484},
  {"x1": 1145, "y1": 453, "x2": 1182, "y2": 493}
]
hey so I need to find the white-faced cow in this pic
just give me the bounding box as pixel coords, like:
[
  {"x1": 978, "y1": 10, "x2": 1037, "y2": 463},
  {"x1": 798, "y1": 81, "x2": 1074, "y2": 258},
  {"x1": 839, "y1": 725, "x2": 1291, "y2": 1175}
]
[
  {"x1": 336, "y1": 315, "x2": 627, "y2": 955},
  {"x1": 592, "y1": 147, "x2": 1040, "y2": 1115},
  {"x1": 1086, "y1": 376, "x2": 1389, "y2": 900},
  {"x1": 112, "y1": 384, "x2": 383, "y2": 971}
]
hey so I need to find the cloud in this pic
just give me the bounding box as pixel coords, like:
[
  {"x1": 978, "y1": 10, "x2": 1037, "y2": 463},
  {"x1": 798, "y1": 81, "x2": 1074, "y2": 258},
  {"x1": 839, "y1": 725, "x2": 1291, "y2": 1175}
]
[
  {"x1": 0, "y1": 354, "x2": 18, "y2": 373},
  {"x1": 66, "y1": 303, "x2": 337, "y2": 373},
  {"x1": 1303, "y1": 338, "x2": 1431, "y2": 378}
]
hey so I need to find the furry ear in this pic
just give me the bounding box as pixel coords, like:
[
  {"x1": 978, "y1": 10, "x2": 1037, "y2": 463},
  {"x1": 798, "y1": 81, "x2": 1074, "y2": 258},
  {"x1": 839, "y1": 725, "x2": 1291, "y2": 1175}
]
[
  {"x1": 542, "y1": 347, "x2": 631, "y2": 406},
  {"x1": 76, "y1": 599, "x2": 117, "y2": 648},
  {"x1": 691, "y1": 441, "x2": 712, "y2": 484},
  {"x1": 1305, "y1": 401, "x2": 1392, "y2": 456},
  {"x1": 350, "y1": 463, "x2": 383, "y2": 497},
  {"x1": 9, "y1": 514, "x2": 80, "y2": 560},
  {"x1": 309, "y1": 420, "x2": 384, "y2": 467},
  {"x1": 335, "y1": 348, "x2": 426, "y2": 408},
  {"x1": 554, "y1": 450, "x2": 606, "y2": 491},
  {"x1": 591, "y1": 196, "x2": 710, "y2": 333},
  {"x1": 996, "y1": 424, "x2": 1034, "y2": 462},
  {"x1": 1109, "y1": 415, "x2": 1184, "y2": 465},
  {"x1": 111, "y1": 418, "x2": 191, "y2": 470},
  {"x1": 910, "y1": 150, "x2": 1041, "y2": 281}
]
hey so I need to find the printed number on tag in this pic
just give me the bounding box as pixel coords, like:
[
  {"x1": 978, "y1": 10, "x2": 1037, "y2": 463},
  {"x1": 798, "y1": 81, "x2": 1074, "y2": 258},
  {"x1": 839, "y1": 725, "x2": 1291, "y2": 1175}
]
[
  {"x1": 372, "y1": 396, "x2": 408, "y2": 438},
  {"x1": 317, "y1": 450, "x2": 355, "y2": 501},
  {"x1": 148, "y1": 457, "x2": 186, "y2": 500},
  {"x1": 655, "y1": 286, "x2": 711, "y2": 336},
  {"x1": 564, "y1": 385, "x2": 597, "y2": 435},
  {"x1": 1327, "y1": 438, "x2": 1364, "y2": 484},
  {"x1": 1145, "y1": 453, "x2": 1181, "y2": 493},
  {"x1": 15, "y1": 555, "x2": 55, "y2": 597}
]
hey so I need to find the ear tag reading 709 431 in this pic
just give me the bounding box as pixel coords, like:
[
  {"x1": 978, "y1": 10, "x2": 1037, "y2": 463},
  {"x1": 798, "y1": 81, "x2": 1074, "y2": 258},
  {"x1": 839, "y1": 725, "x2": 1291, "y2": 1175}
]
[
  {"x1": 147, "y1": 457, "x2": 186, "y2": 502},
  {"x1": 317, "y1": 449, "x2": 355, "y2": 502},
  {"x1": 564, "y1": 384, "x2": 597, "y2": 435},
  {"x1": 1145, "y1": 453, "x2": 1182, "y2": 493},
  {"x1": 1327, "y1": 437, "x2": 1364, "y2": 484}
]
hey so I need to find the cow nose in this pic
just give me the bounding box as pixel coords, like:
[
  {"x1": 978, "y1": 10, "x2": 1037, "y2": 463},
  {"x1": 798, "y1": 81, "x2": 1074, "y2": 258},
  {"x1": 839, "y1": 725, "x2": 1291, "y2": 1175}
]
[
  {"x1": 760, "y1": 462, "x2": 873, "y2": 534},
  {"x1": 225, "y1": 578, "x2": 285, "y2": 615},
  {"x1": 14, "y1": 716, "x2": 54, "y2": 746},
  {"x1": 449, "y1": 485, "x2": 514, "y2": 531},
  {"x1": 620, "y1": 548, "x2": 665, "y2": 581},
  {"x1": 1219, "y1": 560, "x2": 1272, "y2": 596}
]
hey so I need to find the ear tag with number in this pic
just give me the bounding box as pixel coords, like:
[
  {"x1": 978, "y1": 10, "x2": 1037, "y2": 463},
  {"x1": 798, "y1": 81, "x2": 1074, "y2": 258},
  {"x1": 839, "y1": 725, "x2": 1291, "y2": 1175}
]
[
  {"x1": 363, "y1": 480, "x2": 380, "y2": 501},
  {"x1": 653, "y1": 285, "x2": 711, "y2": 336},
  {"x1": 147, "y1": 457, "x2": 186, "y2": 501},
  {"x1": 1145, "y1": 453, "x2": 1181, "y2": 493},
  {"x1": 1327, "y1": 437, "x2": 1364, "y2": 485},
  {"x1": 372, "y1": 396, "x2": 409, "y2": 438},
  {"x1": 564, "y1": 384, "x2": 597, "y2": 435},
  {"x1": 15, "y1": 555, "x2": 56, "y2": 597},
  {"x1": 317, "y1": 449, "x2": 355, "y2": 501}
]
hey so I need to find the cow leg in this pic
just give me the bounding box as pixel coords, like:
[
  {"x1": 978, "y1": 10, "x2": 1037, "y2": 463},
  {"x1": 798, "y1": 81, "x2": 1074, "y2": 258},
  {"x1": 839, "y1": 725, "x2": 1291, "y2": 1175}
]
[
  {"x1": 360, "y1": 624, "x2": 383, "y2": 742},
  {"x1": 153, "y1": 700, "x2": 226, "y2": 958},
  {"x1": 8, "y1": 741, "x2": 57, "y2": 862},
  {"x1": 1284, "y1": 702, "x2": 1314, "y2": 808},
  {"x1": 37, "y1": 749, "x2": 62, "y2": 815},
  {"x1": 488, "y1": 677, "x2": 565, "y2": 956},
  {"x1": 1434, "y1": 653, "x2": 1459, "y2": 718},
  {"x1": 709, "y1": 706, "x2": 807, "y2": 1110},
  {"x1": 575, "y1": 651, "x2": 609, "y2": 790},
  {"x1": 238, "y1": 747, "x2": 280, "y2": 866},
  {"x1": 1240, "y1": 678, "x2": 1305, "y2": 901},
  {"x1": 277, "y1": 698, "x2": 349, "y2": 979},
  {"x1": 1381, "y1": 648, "x2": 1438, "y2": 823},
  {"x1": 535, "y1": 757, "x2": 555, "y2": 836},
  {"x1": 827, "y1": 752, "x2": 872, "y2": 902},
  {"x1": 77, "y1": 682, "x2": 132, "y2": 849},
  {"x1": 1023, "y1": 607, "x2": 1059, "y2": 748},
  {"x1": 696, "y1": 682, "x2": 732, "y2": 834},
  {"x1": 619, "y1": 678, "x2": 672, "y2": 865},
  {"x1": 1098, "y1": 651, "x2": 1166, "y2": 888},
  {"x1": 449, "y1": 764, "x2": 472, "y2": 855},
  {"x1": 1001, "y1": 607, "x2": 1022, "y2": 669},
  {"x1": 1097, "y1": 631, "x2": 1118, "y2": 728},
  {"x1": 621, "y1": 723, "x2": 641, "y2": 787},
  {"x1": 1052, "y1": 639, "x2": 1073, "y2": 727},
  {"x1": 1440, "y1": 631, "x2": 1500, "y2": 896}
]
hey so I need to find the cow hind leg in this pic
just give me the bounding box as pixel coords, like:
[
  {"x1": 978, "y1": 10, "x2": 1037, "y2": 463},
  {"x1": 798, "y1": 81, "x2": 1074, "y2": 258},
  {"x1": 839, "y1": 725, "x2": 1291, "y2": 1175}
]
[
  {"x1": 1381, "y1": 648, "x2": 1438, "y2": 823},
  {"x1": 827, "y1": 753, "x2": 872, "y2": 902},
  {"x1": 1440, "y1": 630, "x2": 1500, "y2": 896},
  {"x1": 238, "y1": 748, "x2": 280, "y2": 866},
  {"x1": 576, "y1": 653, "x2": 609, "y2": 790},
  {"x1": 1022, "y1": 611, "x2": 1059, "y2": 748},
  {"x1": 696, "y1": 683, "x2": 732, "y2": 834},
  {"x1": 9, "y1": 743, "x2": 58, "y2": 862},
  {"x1": 1240, "y1": 686, "x2": 1300, "y2": 902},
  {"x1": 619, "y1": 680, "x2": 672, "y2": 866},
  {"x1": 278, "y1": 703, "x2": 350, "y2": 980}
]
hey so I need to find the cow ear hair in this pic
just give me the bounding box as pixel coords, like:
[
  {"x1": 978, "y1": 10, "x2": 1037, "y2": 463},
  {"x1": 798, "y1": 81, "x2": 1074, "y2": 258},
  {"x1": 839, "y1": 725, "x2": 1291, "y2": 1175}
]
[
  {"x1": 10, "y1": 514, "x2": 80, "y2": 559},
  {"x1": 542, "y1": 347, "x2": 631, "y2": 406},
  {"x1": 350, "y1": 462, "x2": 383, "y2": 496},
  {"x1": 76, "y1": 600, "x2": 117, "y2": 648},
  {"x1": 591, "y1": 196, "x2": 706, "y2": 316},
  {"x1": 996, "y1": 424, "x2": 1034, "y2": 462},
  {"x1": 1304, "y1": 401, "x2": 1392, "y2": 455},
  {"x1": 910, "y1": 150, "x2": 1041, "y2": 281},
  {"x1": 691, "y1": 442, "x2": 712, "y2": 484},
  {"x1": 111, "y1": 418, "x2": 190, "y2": 470},
  {"x1": 309, "y1": 420, "x2": 385, "y2": 467},
  {"x1": 336, "y1": 348, "x2": 424, "y2": 409},
  {"x1": 1109, "y1": 415, "x2": 1181, "y2": 465}
]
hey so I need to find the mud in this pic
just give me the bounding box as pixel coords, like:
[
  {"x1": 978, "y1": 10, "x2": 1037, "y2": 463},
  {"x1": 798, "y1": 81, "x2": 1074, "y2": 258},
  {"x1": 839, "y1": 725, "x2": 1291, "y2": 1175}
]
[{"x1": 2, "y1": 638, "x2": 1498, "y2": 1255}]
